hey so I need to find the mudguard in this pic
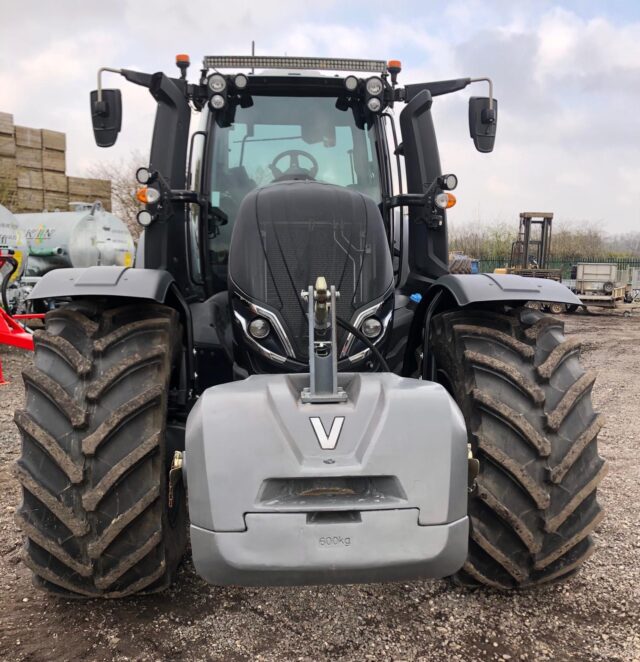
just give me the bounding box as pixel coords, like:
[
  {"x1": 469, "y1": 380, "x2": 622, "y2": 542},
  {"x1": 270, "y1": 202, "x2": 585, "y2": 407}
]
[
  {"x1": 27, "y1": 266, "x2": 174, "y2": 302},
  {"x1": 432, "y1": 273, "x2": 581, "y2": 306},
  {"x1": 185, "y1": 372, "x2": 469, "y2": 586}
]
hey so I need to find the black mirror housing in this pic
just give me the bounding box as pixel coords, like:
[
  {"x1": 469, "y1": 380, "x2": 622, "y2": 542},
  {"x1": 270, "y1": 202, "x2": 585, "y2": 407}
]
[
  {"x1": 469, "y1": 96, "x2": 497, "y2": 153},
  {"x1": 90, "y1": 89, "x2": 122, "y2": 147}
]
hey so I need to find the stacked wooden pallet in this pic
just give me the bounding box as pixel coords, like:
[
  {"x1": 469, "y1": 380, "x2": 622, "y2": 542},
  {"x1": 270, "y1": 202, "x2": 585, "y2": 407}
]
[
  {"x1": 68, "y1": 176, "x2": 111, "y2": 204},
  {"x1": 0, "y1": 112, "x2": 17, "y2": 208},
  {"x1": 0, "y1": 112, "x2": 111, "y2": 212}
]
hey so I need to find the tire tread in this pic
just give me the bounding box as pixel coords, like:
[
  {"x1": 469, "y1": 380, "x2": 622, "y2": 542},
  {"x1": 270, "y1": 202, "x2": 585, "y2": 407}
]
[
  {"x1": 14, "y1": 302, "x2": 186, "y2": 598},
  {"x1": 431, "y1": 306, "x2": 605, "y2": 588}
]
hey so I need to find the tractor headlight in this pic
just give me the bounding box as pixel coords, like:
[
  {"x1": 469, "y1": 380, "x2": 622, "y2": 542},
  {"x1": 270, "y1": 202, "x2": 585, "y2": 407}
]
[
  {"x1": 362, "y1": 317, "x2": 382, "y2": 339},
  {"x1": 367, "y1": 97, "x2": 382, "y2": 112},
  {"x1": 439, "y1": 173, "x2": 458, "y2": 191},
  {"x1": 249, "y1": 318, "x2": 271, "y2": 339},
  {"x1": 137, "y1": 210, "x2": 154, "y2": 227},
  {"x1": 208, "y1": 73, "x2": 227, "y2": 92},
  {"x1": 210, "y1": 94, "x2": 226, "y2": 110},
  {"x1": 344, "y1": 75, "x2": 359, "y2": 91},
  {"x1": 135, "y1": 167, "x2": 151, "y2": 184},
  {"x1": 365, "y1": 77, "x2": 383, "y2": 96},
  {"x1": 234, "y1": 74, "x2": 248, "y2": 89}
]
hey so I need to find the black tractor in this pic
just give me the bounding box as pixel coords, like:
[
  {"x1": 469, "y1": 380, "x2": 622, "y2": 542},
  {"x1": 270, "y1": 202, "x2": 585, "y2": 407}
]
[{"x1": 14, "y1": 55, "x2": 605, "y2": 597}]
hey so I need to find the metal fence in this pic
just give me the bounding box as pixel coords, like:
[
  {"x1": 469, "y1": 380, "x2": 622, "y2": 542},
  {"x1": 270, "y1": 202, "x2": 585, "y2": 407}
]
[{"x1": 477, "y1": 257, "x2": 640, "y2": 281}]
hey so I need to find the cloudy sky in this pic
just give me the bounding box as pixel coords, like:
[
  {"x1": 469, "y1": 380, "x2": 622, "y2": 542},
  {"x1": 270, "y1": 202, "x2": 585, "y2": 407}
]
[{"x1": 1, "y1": 0, "x2": 639, "y2": 232}]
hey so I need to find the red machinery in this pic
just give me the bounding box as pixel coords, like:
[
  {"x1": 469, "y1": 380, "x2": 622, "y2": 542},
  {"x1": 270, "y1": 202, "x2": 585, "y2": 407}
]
[{"x1": 0, "y1": 253, "x2": 43, "y2": 384}]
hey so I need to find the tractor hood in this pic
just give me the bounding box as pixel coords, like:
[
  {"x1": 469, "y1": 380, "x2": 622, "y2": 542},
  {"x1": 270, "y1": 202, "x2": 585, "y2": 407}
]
[{"x1": 228, "y1": 180, "x2": 394, "y2": 362}]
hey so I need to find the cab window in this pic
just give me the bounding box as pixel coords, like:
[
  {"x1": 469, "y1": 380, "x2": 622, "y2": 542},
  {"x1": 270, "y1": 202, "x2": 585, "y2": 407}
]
[{"x1": 208, "y1": 95, "x2": 381, "y2": 268}]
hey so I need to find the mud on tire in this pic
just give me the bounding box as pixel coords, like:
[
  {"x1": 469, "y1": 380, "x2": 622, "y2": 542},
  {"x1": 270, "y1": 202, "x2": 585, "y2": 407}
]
[
  {"x1": 430, "y1": 306, "x2": 606, "y2": 588},
  {"x1": 13, "y1": 302, "x2": 187, "y2": 598}
]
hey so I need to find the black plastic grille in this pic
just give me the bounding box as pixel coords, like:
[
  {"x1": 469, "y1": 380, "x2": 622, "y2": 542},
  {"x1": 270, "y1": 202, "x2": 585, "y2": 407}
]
[{"x1": 229, "y1": 181, "x2": 393, "y2": 361}]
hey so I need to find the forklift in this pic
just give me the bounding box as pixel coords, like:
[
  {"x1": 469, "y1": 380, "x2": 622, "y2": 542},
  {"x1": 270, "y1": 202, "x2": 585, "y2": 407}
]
[
  {"x1": 507, "y1": 212, "x2": 561, "y2": 280},
  {"x1": 496, "y1": 212, "x2": 569, "y2": 314}
]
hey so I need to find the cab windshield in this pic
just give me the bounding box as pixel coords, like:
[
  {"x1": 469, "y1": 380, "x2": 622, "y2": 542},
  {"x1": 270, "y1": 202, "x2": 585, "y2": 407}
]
[{"x1": 208, "y1": 95, "x2": 382, "y2": 267}]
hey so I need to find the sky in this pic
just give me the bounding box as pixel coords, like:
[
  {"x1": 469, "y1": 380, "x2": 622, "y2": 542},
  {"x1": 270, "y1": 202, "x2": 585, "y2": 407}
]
[{"x1": 1, "y1": 0, "x2": 639, "y2": 233}]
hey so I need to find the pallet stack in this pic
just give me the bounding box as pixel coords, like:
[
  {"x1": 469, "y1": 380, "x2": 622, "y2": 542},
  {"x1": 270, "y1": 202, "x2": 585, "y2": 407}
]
[
  {"x1": 0, "y1": 112, "x2": 17, "y2": 208},
  {"x1": 0, "y1": 111, "x2": 111, "y2": 213},
  {"x1": 68, "y1": 176, "x2": 112, "y2": 206}
]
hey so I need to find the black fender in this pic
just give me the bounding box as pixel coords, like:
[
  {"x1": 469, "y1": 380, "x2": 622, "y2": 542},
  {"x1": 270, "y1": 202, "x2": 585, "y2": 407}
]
[
  {"x1": 28, "y1": 266, "x2": 201, "y2": 407},
  {"x1": 401, "y1": 273, "x2": 580, "y2": 377},
  {"x1": 28, "y1": 266, "x2": 174, "y2": 302},
  {"x1": 429, "y1": 273, "x2": 581, "y2": 307}
]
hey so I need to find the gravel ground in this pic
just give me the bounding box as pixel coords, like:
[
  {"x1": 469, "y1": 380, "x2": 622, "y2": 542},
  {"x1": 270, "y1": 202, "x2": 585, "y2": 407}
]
[{"x1": 0, "y1": 310, "x2": 638, "y2": 662}]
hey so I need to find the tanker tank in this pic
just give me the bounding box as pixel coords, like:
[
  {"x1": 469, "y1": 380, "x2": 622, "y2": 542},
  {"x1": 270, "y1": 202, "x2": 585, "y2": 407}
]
[
  {"x1": 0, "y1": 202, "x2": 28, "y2": 282},
  {"x1": 15, "y1": 201, "x2": 135, "y2": 277}
]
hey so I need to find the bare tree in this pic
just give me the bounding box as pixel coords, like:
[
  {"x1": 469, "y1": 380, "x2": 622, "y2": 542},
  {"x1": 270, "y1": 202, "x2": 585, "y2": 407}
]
[
  {"x1": 598, "y1": 232, "x2": 640, "y2": 258},
  {"x1": 87, "y1": 151, "x2": 146, "y2": 240},
  {"x1": 450, "y1": 218, "x2": 635, "y2": 260},
  {"x1": 449, "y1": 221, "x2": 516, "y2": 258}
]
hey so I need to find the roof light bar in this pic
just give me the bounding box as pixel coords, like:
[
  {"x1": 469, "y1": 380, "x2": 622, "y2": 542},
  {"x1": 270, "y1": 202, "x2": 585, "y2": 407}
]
[{"x1": 203, "y1": 56, "x2": 387, "y2": 73}]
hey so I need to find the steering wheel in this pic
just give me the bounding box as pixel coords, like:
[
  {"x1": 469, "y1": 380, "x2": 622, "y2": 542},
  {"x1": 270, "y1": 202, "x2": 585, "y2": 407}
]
[{"x1": 269, "y1": 149, "x2": 319, "y2": 181}]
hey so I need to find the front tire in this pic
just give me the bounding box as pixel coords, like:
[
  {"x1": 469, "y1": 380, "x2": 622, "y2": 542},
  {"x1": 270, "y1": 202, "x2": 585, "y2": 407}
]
[
  {"x1": 430, "y1": 306, "x2": 606, "y2": 588},
  {"x1": 14, "y1": 302, "x2": 187, "y2": 598}
]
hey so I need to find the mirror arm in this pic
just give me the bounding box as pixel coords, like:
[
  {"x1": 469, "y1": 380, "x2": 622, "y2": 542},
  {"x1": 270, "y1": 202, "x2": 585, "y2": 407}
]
[
  {"x1": 469, "y1": 78, "x2": 497, "y2": 125},
  {"x1": 96, "y1": 67, "x2": 122, "y2": 104},
  {"x1": 469, "y1": 77, "x2": 494, "y2": 110},
  {"x1": 398, "y1": 76, "x2": 495, "y2": 113},
  {"x1": 96, "y1": 66, "x2": 155, "y2": 105},
  {"x1": 121, "y1": 69, "x2": 154, "y2": 89},
  {"x1": 398, "y1": 78, "x2": 471, "y2": 103}
]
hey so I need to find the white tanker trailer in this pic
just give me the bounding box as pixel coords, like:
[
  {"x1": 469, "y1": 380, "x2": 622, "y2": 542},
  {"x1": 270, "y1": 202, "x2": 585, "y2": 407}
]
[
  {"x1": 2, "y1": 202, "x2": 134, "y2": 313},
  {"x1": 17, "y1": 201, "x2": 134, "y2": 276},
  {"x1": 0, "y1": 203, "x2": 28, "y2": 281}
]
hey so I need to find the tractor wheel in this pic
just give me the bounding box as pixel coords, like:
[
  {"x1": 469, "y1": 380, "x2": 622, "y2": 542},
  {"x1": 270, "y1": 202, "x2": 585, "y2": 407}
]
[
  {"x1": 13, "y1": 302, "x2": 188, "y2": 598},
  {"x1": 430, "y1": 306, "x2": 606, "y2": 588},
  {"x1": 548, "y1": 303, "x2": 566, "y2": 315}
]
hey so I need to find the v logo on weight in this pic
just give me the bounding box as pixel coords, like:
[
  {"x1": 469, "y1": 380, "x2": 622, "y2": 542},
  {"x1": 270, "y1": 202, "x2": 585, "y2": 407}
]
[{"x1": 309, "y1": 416, "x2": 345, "y2": 450}]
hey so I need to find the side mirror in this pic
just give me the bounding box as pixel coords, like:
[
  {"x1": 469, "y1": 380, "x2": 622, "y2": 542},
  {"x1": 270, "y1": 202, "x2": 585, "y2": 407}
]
[
  {"x1": 90, "y1": 89, "x2": 122, "y2": 147},
  {"x1": 469, "y1": 96, "x2": 497, "y2": 153}
]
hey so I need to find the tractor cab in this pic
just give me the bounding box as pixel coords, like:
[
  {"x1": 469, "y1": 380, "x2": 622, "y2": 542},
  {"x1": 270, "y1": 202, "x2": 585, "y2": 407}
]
[
  {"x1": 92, "y1": 56, "x2": 499, "y2": 379},
  {"x1": 190, "y1": 65, "x2": 401, "y2": 375},
  {"x1": 202, "y1": 83, "x2": 384, "y2": 275}
]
